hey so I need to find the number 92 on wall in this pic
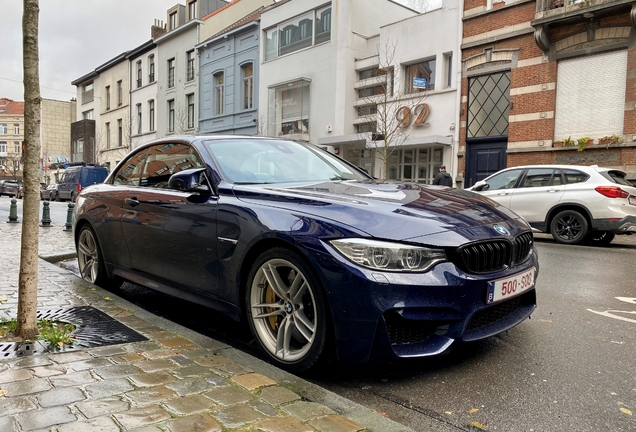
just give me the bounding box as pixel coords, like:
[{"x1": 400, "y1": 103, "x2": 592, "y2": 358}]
[{"x1": 486, "y1": 268, "x2": 535, "y2": 304}]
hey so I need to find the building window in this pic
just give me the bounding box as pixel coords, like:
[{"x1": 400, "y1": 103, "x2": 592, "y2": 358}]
[
  {"x1": 149, "y1": 100, "x2": 155, "y2": 131},
  {"x1": 188, "y1": 0, "x2": 197, "y2": 20},
  {"x1": 169, "y1": 12, "x2": 177, "y2": 30},
  {"x1": 168, "y1": 99, "x2": 175, "y2": 133},
  {"x1": 387, "y1": 148, "x2": 443, "y2": 184},
  {"x1": 106, "y1": 122, "x2": 111, "y2": 149},
  {"x1": 445, "y1": 53, "x2": 453, "y2": 88},
  {"x1": 214, "y1": 72, "x2": 224, "y2": 115},
  {"x1": 356, "y1": 123, "x2": 376, "y2": 134},
  {"x1": 117, "y1": 80, "x2": 123, "y2": 106},
  {"x1": 13, "y1": 124, "x2": 19, "y2": 135},
  {"x1": 82, "y1": 82, "x2": 94, "y2": 104},
  {"x1": 118, "y1": 119, "x2": 123, "y2": 146},
  {"x1": 357, "y1": 105, "x2": 377, "y2": 116},
  {"x1": 405, "y1": 58, "x2": 436, "y2": 93},
  {"x1": 73, "y1": 139, "x2": 84, "y2": 162},
  {"x1": 186, "y1": 50, "x2": 195, "y2": 81},
  {"x1": 467, "y1": 71, "x2": 511, "y2": 138},
  {"x1": 187, "y1": 94, "x2": 195, "y2": 129},
  {"x1": 137, "y1": 103, "x2": 142, "y2": 134},
  {"x1": 83, "y1": 110, "x2": 93, "y2": 120},
  {"x1": 264, "y1": 5, "x2": 331, "y2": 61},
  {"x1": 0, "y1": 124, "x2": 6, "y2": 134},
  {"x1": 315, "y1": 5, "x2": 331, "y2": 44},
  {"x1": 149, "y1": 55, "x2": 155, "y2": 83},
  {"x1": 268, "y1": 79, "x2": 310, "y2": 136},
  {"x1": 105, "y1": 86, "x2": 111, "y2": 110},
  {"x1": 14, "y1": 142, "x2": 20, "y2": 153},
  {"x1": 242, "y1": 63, "x2": 254, "y2": 110},
  {"x1": 0, "y1": 141, "x2": 6, "y2": 152},
  {"x1": 137, "y1": 61, "x2": 142, "y2": 88},
  {"x1": 358, "y1": 86, "x2": 384, "y2": 98},
  {"x1": 168, "y1": 58, "x2": 175, "y2": 88}
]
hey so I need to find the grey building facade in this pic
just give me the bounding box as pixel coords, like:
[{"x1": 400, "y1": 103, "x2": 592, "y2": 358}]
[{"x1": 197, "y1": 8, "x2": 262, "y2": 136}]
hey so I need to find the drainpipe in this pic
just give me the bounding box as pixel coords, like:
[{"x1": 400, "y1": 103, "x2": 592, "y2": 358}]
[{"x1": 452, "y1": 0, "x2": 464, "y2": 188}]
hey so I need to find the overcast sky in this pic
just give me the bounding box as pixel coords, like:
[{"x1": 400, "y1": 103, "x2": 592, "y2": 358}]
[{"x1": 1, "y1": 0, "x2": 423, "y2": 103}]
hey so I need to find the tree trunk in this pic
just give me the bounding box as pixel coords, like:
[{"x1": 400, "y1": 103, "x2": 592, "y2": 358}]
[{"x1": 17, "y1": 0, "x2": 41, "y2": 340}]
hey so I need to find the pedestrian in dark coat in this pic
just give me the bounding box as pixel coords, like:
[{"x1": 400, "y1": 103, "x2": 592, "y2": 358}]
[{"x1": 433, "y1": 164, "x2": 453, "y2": 187}]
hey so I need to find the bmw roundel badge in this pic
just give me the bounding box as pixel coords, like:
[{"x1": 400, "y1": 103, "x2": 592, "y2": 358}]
[{"x1": 494, "y1": 225, "x2": 510, "y2": 235}]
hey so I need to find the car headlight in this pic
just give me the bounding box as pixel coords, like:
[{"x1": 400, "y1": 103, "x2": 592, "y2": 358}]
[{"x1": 329, "y1": 239, "x2": 446, "y2": 272}]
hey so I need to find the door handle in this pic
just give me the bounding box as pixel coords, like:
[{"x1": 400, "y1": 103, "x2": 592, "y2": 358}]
[
  {"x1": 546, "y1": 189, "x2": 557, "y2": 193},
  {"x1": 497, "y1": 192, "x2": 509, "y2": 196},
  {"x1": 125, "y1": 197, "x2": 139, "y2": 207}
]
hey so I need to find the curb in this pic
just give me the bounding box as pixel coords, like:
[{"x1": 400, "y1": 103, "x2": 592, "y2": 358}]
[{"x1": 39, "y1": 256, "x2": 416, "y2": 432}]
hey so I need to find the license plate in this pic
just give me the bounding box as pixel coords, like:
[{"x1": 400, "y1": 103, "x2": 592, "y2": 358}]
[
  {"x1": 629, "y1": 196, "x2": 636, "y2": 206},
  {"x1": 487, "y1": 268, "x2": 535, "y2": 304}
]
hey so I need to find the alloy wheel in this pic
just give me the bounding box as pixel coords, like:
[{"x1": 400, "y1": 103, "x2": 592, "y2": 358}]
[
  {"x1": 249, "y1": 258, "x2": 317, "y2": 363},
  {"x1": 77, "y1": 228, "x2": 99, "y2": 283}
]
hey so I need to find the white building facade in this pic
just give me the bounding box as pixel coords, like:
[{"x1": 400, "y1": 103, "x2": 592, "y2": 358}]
[
  {"x1": 258, "y1": 0, "x2": 417, "y2": 145},
  {"x1": 128, "y1": 41, "x2": 159, "y2": 149},
  {"x1": 321, "y1": 0, "x2": 462, "y2": 184}
]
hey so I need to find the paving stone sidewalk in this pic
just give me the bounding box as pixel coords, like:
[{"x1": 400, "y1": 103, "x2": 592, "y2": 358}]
[{"x1": 0, "y1": 220, "x2": 413, "y2": 432}]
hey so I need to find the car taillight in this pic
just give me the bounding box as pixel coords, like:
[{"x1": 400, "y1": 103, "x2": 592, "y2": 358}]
[
  {"x1": 595, "y1": 186, "x2": 629, "y2": 199},
  {"x1": 78, "y1": 183, "x2": 82, "y2": 193}
]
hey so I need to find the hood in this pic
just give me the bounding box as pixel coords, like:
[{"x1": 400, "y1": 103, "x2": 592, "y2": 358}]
[{"x1": 232, "y1": 180, "x2": 529, "y2": 244}]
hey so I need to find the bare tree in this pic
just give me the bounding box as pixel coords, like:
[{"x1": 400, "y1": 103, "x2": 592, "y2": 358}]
[
  {"x1": 17, "y1": 0, "x2": 40, "y2": 339},
  {"x1": 4, "y1": 153, "x2": 22, "y2": 180},
  {"x1": 256, "y1": 114, "x2": 267, "y2": 136},
  {"x1": 173, "y1": 103, "x2": 192, "y2": 135},
  {"x1": 406, "y1": 0, "x2": 432, "y2": 12},
  {"x1": 357, "y1": 39, "x2": 429, "y2": 180},
  {"x1": 93, "y1": 118, "x2": 131, "y2": 169}
]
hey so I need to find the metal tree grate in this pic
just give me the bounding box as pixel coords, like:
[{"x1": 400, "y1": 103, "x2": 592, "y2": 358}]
[{"x1": 1, "y1": 306, "x2": 148, "y2": 359}]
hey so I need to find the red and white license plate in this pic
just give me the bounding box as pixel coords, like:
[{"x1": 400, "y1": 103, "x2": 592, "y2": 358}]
[{"x1": 486, "y1": 267, "x2": 535, "y2": 304}]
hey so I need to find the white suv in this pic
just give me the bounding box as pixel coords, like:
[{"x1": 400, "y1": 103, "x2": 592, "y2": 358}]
[{"x1": 468, "y1": 165, "x2": 636, "y2": 245}]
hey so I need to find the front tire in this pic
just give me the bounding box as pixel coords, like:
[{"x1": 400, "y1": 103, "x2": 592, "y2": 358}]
[
  {"x1": 550, "y1": 210, "x2": 588, "y2": 245},
  {"x1": 246, "y1": 248, "x2": 329, "y2": 373},
  {"x1": 76, "y1": 225, "x2": 122, "y2": 289}
]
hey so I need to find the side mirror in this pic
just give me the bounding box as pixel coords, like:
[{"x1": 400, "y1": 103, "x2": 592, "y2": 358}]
[
  {"x1": 473, "y1": 180, "x2": 489, "y2": 191},
  {"x1": 168, "y1": 168, "x2": 210, "y2": 194}
]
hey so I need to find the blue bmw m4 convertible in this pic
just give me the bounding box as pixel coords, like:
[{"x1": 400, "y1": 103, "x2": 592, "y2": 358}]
[{"x1": 73, "y1": 136, "x2": 538, "y2": 372}]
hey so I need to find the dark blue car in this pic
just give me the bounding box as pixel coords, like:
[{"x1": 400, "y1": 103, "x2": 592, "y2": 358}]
[{"x1": 73, "y1": 136, "x2": 538, "y2": 372}]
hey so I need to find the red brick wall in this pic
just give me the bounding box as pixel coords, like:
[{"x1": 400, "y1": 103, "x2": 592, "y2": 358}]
[
  {"x1": 464, "y1": 0, "x2": 487, "y2": 11},
  {"x1": 462, "y1": 34, "x2": 543, "y2": 61},
  {"x1": 508, "y1": 152, "x2": 555, "y2": 166},
  {"x1": 509, "y1": 119, "x2": 555, "y2": 142},
  {"x1": 464, "y1": 2, "x2": 536, "y2": 38}
]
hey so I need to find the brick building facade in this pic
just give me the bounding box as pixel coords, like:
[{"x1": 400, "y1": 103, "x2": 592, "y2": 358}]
[{"x1": 459, "y1": 0, "x2": 636, "y2": 187}]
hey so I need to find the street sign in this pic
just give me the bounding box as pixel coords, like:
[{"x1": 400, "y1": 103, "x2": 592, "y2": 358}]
[{"x1": 413, "y1": 77, "x2": 428, "y2": 89}]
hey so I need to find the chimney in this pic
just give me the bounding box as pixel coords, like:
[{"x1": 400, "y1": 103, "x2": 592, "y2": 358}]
[{"x1": 151, "y1": 19, "x2": 167, "y2": 39}]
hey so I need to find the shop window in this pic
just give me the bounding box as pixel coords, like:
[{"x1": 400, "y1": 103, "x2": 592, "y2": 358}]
[{"x1": 387, "y1": 147, "x2": 443, "y2": 184}]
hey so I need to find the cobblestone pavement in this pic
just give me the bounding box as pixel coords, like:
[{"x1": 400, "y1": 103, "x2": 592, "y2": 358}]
[{"x1": 0, "y1": 221, "x2": 412, "y2": 432}]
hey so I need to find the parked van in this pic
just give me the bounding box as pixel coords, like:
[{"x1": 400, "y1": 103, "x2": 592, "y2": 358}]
[{"x1": 57, "y1": 164, "x2": 108, "y2": 202}]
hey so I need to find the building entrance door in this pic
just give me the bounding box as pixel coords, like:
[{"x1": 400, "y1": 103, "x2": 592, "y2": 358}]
[{"x1": 465, "y1": 140, "x2": 507, "y2": 188}]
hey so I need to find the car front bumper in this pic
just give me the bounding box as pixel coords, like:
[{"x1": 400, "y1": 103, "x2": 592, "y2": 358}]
[{"x1": 315, "y1": 246, "x2": 539, "y2": 363}]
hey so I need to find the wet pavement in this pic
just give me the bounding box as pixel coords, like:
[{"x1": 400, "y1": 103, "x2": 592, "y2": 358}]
[{"x1": 0, "y1": 217, "x2": 412, "y2": 432}]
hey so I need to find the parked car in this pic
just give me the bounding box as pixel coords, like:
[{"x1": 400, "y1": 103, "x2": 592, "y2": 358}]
[
  {"x1": 41, "y1": 184, "x2": 59, "y2": 201},
  {"x1": 0, "y1": 180, "x2": 19, "y2": 197},
  {"x1": 468, "y1": 164, "x2": 636, "y2": 245},
  {"x1": 57, "y1": 164, "x2": 108, "y2": 202},
  {"x1": 73, "y1": 136, "x2": 539, "y2": 372}
]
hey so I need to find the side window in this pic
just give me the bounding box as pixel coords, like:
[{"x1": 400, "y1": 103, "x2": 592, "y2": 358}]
[
  {"x1": 484, "y1": 169, "x2": 523, "y2": 190},
  {"x1": 139, "y1": 143, "x2": 204, "y2": 188},
  {"x1": 564, "y1": 169, "x2": 589, "y2": 184},
  {"x1": 113, "y1": 149, "x2": 149, "y2": 186},
  {"x1": 520, "y1": 169, "x2": 557, "y2": 188}
]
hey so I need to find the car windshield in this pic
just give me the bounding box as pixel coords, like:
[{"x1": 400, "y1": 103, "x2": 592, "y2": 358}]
[{"x1": 203, "y1": 139, "x2": 370, "y2": 184}]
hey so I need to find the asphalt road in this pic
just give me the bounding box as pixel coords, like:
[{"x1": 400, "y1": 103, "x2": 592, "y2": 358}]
[{"x1": 2, "y1": 196, "x2": 634, "y2": 431}]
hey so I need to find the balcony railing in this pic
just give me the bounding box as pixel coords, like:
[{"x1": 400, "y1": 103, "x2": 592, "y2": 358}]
[
  {"x1": 81, "y1": 90, "x2": 94, "y2": 105},
  {"x1": 536, "y1": 0, "x2": 627, "y2": 13}
]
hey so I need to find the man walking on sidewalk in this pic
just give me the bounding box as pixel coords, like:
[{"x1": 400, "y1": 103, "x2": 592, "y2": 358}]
[{"x1": 433, "y1": 164, "x2": 453, "y2": 187}]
